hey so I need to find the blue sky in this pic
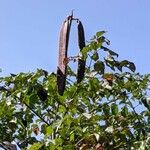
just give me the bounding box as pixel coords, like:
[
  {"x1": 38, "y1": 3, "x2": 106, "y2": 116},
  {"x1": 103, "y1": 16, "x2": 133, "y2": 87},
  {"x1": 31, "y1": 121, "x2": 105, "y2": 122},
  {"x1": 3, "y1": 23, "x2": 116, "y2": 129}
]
[{"x1": 0, "y1": 0, "x2": 150, "y2": 76}]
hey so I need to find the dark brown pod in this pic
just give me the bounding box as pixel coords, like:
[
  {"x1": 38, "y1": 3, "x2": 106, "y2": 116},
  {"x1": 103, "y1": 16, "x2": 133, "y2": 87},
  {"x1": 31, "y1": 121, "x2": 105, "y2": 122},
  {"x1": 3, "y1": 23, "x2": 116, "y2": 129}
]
[
  {"x1": 77, "y1": 20, "x2": 86, "y2": 83},
  {"x1": 57, "y1": 16, "x2": 72, "y2": 95}
]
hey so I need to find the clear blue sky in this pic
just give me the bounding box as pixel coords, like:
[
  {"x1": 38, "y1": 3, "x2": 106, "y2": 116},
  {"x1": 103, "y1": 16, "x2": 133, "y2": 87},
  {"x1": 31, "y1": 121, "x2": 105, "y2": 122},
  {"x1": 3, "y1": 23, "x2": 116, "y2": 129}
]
[{"x1": 0, "y1": 0, "x2": 150, "y2": 76}]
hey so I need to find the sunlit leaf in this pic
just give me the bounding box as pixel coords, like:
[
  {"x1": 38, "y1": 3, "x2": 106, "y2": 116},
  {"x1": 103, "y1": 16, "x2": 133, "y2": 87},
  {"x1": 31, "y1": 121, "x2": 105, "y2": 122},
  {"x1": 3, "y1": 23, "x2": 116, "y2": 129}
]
[
  {"x1": 46, "y1": 126, "x2": 53, "y2": 136},
  {"x1": 29, "y1": 142, "x2": 43, "y2": 150},
  {"x1": 83, "y1": 113, "x2": 92, "y2": 119},
  {"x1": 96, "y1": 31, "x2": 106, "y2": 37}
]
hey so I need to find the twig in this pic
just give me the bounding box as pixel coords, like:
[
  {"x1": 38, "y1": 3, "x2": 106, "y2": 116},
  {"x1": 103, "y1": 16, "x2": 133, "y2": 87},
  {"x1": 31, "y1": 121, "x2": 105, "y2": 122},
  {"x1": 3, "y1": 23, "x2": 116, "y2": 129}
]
[
  {"x1": 22, "y1": 101, "x2": 50, "y2": 126},
  {"x1": 0, "y1": 87, "x2": 50, "y2": 126}
]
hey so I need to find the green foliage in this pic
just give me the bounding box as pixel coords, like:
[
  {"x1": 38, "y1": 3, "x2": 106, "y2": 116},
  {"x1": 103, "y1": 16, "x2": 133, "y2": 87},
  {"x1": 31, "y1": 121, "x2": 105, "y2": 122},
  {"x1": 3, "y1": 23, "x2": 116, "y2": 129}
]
[{"x1": 0, "y1": 31, "x2": 150, "y2": 150}]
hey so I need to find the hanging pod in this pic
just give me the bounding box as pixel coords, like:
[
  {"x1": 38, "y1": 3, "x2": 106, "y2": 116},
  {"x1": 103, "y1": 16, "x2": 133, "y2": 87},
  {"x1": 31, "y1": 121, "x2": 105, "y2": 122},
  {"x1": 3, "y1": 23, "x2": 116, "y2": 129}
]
[
  {"x1": 57, "y1": 15, "x2": 73, "y2": 95},
  {"x1": 77, "y1": 20, "x2": 86, "y2": 83},
  {"x1": 57, "y1": 15, "x2": 86, "y2": 95}
]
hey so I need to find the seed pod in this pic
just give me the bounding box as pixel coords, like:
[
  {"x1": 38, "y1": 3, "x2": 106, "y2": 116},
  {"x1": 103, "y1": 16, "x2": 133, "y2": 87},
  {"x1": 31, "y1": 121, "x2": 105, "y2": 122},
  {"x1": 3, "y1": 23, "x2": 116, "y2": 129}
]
[
  {"x1": 57, "y1": 16, "x2": 72, "y2": 95},
  {"x1": 77, "y1": 20, "x2": 86, "y2": 83}
]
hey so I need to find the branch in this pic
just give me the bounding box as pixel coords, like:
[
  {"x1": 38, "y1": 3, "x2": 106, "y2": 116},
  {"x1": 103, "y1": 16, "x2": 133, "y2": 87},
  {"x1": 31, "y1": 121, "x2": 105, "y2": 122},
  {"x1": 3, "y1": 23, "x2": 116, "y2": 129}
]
[
  {"x1": 0, "y1": 87, "x2": 50, "y2": 126},
  {"x1": 23, "y1": 101, "x2": 50, "y2": 126}
]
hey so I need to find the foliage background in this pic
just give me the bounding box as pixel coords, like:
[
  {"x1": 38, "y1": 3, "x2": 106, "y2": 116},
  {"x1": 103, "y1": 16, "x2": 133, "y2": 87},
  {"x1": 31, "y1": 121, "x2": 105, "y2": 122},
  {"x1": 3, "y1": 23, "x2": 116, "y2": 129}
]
[{"x1": 0, "y1": 31, "x2": 149, "y2": 149}]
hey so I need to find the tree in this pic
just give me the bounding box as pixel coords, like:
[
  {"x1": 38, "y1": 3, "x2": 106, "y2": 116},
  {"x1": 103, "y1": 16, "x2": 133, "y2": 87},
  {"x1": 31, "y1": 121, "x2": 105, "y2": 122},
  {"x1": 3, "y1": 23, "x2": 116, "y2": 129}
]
[{"x1": 0, "y1": 30, "x2": 150, "y2": 150}]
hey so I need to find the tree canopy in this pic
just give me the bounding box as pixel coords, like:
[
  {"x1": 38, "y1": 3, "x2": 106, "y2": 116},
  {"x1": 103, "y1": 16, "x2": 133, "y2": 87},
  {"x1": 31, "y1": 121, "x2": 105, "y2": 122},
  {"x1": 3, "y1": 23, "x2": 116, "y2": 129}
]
[{"x1": 0, "y1": 30, "x2": 150, "y2": 150}]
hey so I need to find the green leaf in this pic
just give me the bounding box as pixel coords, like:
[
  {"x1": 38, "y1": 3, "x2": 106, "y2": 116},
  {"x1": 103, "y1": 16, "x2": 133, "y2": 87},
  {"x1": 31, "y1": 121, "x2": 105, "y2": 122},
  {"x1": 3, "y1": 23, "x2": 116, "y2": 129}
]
[
  {"x1": 41, "y1": 124, "x2": 47, "y2": 134},
  {"x1": 29, "y1": 142, "x2": 43, "y2": 150},
  {"x1": 119, "y1": 60, "x2": 136, "y2": 72},
  {"x1": 102, "y1": 46, "x2": 118, "y2": 57},
  {"x1": 103, "y1": 103, "x2": 110, "y2": 116},
  {"x1": 94, "y1": 61, "x2": 105, "y2": 73},
  {"x1": 64, "y1": 115, "x2": 72, "y2": 127},
  {"x1": 96, "y1": 31, "x2": 106, "y2": 37},
  {"x1": 90, "y1": 41, "x2": 98, "y2": 50},
  {"x1": 128, "y1": 62, "x2": 136, "y2": 72},
  {"x1": 55, "y1": 137, "x2": 63, "y2": 145},
  {"x1": 29, "y1": 94, "x2": 38, "y2": 105},
  {"x1": 121, "y1": 106, "x2": 128, "y2": 117},
  {"x1": 81, "y1": 46, "x2": 90, "y2": 60},
  {"x1": 70, "y1": 131, "x2": 75, "y2": 141},
  {"x1": 63, "y1": 145, "x2": 74, "y2": 150},
  {"x1": 111, "y1": 103, "x2": 118, "y2": 115},
  {"x1": 57, "y1": 147, "x2": 63, "y2": 150},
  {"x1": 46, "y1": 126, "x2": 53, "y2": 136},
  {"x1": 28, "y1": 137, "x2": 37, "y2": 145},
  {"x1": 91, "y1": 52, "x2": 99, "y2": 61}
]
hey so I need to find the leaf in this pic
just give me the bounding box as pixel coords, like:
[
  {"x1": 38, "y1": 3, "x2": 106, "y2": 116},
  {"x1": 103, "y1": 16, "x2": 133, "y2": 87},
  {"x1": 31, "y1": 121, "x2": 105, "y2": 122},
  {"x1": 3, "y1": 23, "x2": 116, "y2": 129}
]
[
  {"x1": 28, "y1": 137, "x2": 37, "y2": 145},
  {"x1": 81, "y1": 47, "x2": 89, "y2": 60},
  {"x1": 29, "y1": 142, "x2": 43, "y2": 150},
  {"x1": 91, "y1": 52, "x2": 99, "y2": 61},
  {"x1": 29, "y1": 94, "x2": 38, "y2": 106},
  {"x1": 70, "y1": 131, "x2": 75, "y2": 141},
  {"x1": 96, "y1": 31, "x2": 106, "y2": 37},
  {"x1": 63, "y1": 145, "x2": 74, "y2": 150},
  {"x1": 46, "y1": 126, "x2": 53, "y2": 136},
  {"x1": 119, "y1": 60, "x2": 136, "y2": 72},
  {"x1": 41, "y1": 124, "x2": 47, "y2": 134},
  {"x1": 111, "y1": 103, "x2": 118, "y2": 115},
  {"x1": 121, "y1": 106, "x2": 128, "y2": 117},
  {"x1": 94, "y1": 61, "x2": 105, "y2": 73},
  {"x1": 103, "y1": 103, "x2": 110, "y2": 116},
  {"x1": 83, "y1": 113, "x2": 92, "y2": 119},
  {"x1": 55, "y1": 137, "x2": 63, "y2": 145},
  {"x1": 104, "y1": 58, "x2": 116, "y2": 71},
  {"x1": 57, "y1": 147, "x2": 63, "y2": 150},
  {"x1": 64, "y1": 115, "x2": 72, "y2": 127},
  {"x1": 101, "y1": 46, "x2": 118, "y2": 57},
  {"x1": 128, "y1": 62, "x2": 136, "y2": 72},
  {"x1": 90, "y1": 41, "x2": 99, "y2": 50},
  {"x1": 105, "y1": 126, "x2": 114, "y2": 133},
  {"x1": 58, "y1": 105, "x2": 66, "y2": 113}
]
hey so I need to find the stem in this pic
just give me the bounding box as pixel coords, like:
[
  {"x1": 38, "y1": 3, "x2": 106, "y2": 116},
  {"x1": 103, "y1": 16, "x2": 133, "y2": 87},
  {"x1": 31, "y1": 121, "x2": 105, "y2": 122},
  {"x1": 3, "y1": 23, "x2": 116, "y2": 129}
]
[
  {"x1": 1, "y1": 87, "x2": 50, "y2": 126},
  {"x1": 23, "y1": 101, "x2": 50, "y2": 126}
]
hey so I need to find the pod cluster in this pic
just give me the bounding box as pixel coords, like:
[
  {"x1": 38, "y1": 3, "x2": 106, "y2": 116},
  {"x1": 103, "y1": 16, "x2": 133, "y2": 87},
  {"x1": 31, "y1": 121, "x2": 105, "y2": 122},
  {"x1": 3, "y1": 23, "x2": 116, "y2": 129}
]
[{"x1": 57, "y1": 15, "x2": 86, "y2": 95}]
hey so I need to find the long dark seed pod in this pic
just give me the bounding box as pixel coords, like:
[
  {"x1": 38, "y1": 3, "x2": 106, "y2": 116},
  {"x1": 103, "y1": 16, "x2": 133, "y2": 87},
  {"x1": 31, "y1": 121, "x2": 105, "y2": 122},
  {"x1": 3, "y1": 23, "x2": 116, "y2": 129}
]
[
  {"x1": 77, "y1": 20, "x2": 86, "y2": 83},
  {"x1": 57, "y1": 16, "x2": 72, "y2": 95}
]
